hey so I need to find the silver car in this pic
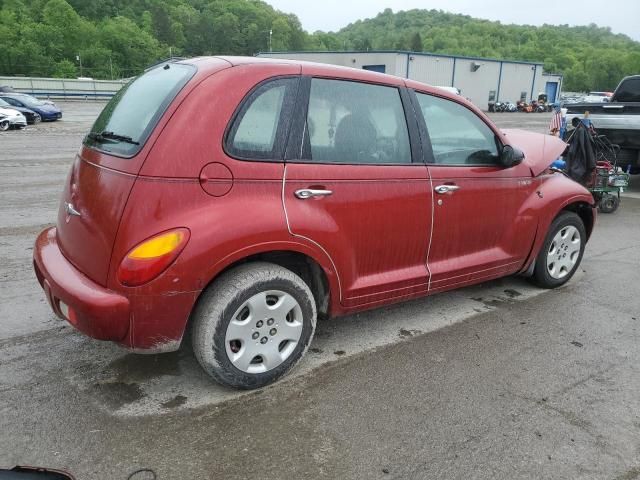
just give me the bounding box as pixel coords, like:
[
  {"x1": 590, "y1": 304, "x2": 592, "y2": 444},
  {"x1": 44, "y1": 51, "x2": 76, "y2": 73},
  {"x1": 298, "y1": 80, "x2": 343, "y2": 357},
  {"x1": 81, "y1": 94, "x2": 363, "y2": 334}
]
[{"x1": 0, "y1": 106, "x2": 27, "y2": 130}]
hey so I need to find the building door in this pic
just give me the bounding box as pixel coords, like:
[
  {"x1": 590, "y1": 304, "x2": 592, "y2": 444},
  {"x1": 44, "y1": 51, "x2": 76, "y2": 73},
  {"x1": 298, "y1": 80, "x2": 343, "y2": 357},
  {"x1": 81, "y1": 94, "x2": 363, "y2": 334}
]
[{"x1": 545, "y1": 81, "x2": 558, "y2": 103}]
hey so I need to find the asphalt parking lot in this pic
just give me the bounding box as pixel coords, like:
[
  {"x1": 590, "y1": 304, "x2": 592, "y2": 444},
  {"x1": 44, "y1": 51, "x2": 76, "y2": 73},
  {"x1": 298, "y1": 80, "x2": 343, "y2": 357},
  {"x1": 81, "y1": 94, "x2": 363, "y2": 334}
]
[{"x1": 1, "y1": 103, "x2": 639, "y2": 479}]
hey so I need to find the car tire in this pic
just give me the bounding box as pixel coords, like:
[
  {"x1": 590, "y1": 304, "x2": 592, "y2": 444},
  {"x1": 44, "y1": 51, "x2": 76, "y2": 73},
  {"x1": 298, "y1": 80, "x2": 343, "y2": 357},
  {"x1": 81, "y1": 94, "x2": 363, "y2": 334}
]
[
  {"x1": 530, "y1": 211, "x2": 586, "y2": 289},
  {"x1": 0, "y1": 120, "x2": 9, "y2": 131},
  {"x1": 598, "y1": 194, "x2": 619, "y2": 214},
  {"x1": 32, "y1": 114, "x2": 41, "y2": 124},
  {"x1": 192, "y1": 262, "x2": 317, "y2": 389}
]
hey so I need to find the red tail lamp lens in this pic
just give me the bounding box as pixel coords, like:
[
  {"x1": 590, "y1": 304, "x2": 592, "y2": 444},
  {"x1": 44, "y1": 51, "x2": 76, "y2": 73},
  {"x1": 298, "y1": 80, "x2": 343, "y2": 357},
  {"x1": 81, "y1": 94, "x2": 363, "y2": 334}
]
[{"x1": 117, "y1": 228, "x2": 190, "y2": 287}]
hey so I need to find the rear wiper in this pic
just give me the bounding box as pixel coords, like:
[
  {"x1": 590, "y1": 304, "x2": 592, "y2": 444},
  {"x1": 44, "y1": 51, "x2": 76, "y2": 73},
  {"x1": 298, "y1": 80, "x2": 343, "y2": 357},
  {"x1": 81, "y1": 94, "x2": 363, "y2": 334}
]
[{"x1": 87, "y1": 130, "x2": 139, "y2": 145}]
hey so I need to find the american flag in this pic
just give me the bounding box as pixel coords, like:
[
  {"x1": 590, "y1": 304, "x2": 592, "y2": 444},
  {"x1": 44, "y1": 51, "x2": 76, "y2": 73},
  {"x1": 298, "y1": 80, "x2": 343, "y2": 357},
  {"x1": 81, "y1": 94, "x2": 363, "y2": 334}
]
[{"x1": 549, "y1": 110, "x2": 563, "y2": 133}]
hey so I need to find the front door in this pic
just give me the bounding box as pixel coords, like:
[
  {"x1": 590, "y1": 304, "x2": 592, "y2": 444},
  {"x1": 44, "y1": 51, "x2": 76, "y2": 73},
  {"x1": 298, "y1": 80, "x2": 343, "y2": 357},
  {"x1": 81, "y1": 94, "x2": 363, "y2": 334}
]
[
  {"x1": 283, "y1": 77, "x2": 432, "y2": 308},
  {"x1": 411, "y1": 90, "x2": 537, "y2": 292}
]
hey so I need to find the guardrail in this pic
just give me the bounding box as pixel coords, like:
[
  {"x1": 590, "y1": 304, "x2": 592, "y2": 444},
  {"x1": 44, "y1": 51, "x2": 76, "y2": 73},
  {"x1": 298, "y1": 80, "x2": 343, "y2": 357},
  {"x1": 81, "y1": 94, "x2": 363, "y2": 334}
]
[{"x1": 0, "y1": 76, "x2": 128, "y2": 100}]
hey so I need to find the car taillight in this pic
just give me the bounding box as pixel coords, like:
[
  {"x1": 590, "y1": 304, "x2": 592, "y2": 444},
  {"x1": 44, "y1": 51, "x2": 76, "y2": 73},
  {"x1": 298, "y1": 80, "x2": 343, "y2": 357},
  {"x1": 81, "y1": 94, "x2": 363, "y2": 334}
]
[{"x1": 117, "y1": 228, "x2": 190, "y2": 287}]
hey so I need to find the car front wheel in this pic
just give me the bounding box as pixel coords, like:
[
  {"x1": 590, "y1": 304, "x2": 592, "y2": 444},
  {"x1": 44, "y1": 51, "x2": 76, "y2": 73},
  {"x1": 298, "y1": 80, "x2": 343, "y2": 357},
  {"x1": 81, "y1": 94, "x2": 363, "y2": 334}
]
[
  {"x1": 192, "y1": 262, "x2": 317, "y2": 389},
  {"x1": 530, "y1": 211, "x2": 586, "y2": 289}
]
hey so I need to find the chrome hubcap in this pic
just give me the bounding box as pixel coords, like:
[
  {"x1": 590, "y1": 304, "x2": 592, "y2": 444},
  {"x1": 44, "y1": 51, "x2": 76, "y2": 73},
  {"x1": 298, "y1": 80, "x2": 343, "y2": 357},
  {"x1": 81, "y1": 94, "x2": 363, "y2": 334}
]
[
  {"x1": 225, "y1": 290, "x2": 303, "y2": 374},
  {"x1": 546, "y1": 225, "x2": 581, "y2": 279}
]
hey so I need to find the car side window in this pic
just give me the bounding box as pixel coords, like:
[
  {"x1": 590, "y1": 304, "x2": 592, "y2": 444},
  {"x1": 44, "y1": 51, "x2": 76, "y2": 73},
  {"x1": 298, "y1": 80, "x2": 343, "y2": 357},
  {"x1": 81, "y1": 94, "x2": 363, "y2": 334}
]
[
  {"x1": 303, "y1": 78, "x2": 412, "y2": 164},
  {"x1": 2, "y1": 97, "x2": 19, "y2": 107},
  {"x1": 415, "y1": 93, "x2": 500, "y2": 166},
  {"x1": 227, "y1": 77, "x2": 297, "y2": 160}
]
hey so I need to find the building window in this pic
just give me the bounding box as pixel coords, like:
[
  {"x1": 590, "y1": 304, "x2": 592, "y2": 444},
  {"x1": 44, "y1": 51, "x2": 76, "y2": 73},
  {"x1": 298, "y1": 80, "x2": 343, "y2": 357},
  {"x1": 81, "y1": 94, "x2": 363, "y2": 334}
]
[
  {"x1": 488, "y1": 91, "x2": 496, "y2": 102},
  {"x1": 520, "y1": 91, "x2": 528, "y2": 101}
]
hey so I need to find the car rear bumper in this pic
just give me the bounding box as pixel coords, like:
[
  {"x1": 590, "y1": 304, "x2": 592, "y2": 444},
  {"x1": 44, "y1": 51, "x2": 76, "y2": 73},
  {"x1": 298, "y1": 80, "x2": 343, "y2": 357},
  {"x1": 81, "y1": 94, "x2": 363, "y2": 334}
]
[
  {"x1": 33, "y1": 227, "x2": 198, "y2": 353},
  {"x1": 34, "y1": 227, "x2": 131, "y2": 342}
]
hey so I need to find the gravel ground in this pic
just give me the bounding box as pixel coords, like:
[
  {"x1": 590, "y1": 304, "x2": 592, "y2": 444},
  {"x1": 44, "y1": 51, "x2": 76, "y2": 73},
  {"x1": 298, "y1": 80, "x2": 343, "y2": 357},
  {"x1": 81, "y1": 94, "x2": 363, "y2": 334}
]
[{"x1": 0, "y1": 102, "x2": 639, "y2": 479}]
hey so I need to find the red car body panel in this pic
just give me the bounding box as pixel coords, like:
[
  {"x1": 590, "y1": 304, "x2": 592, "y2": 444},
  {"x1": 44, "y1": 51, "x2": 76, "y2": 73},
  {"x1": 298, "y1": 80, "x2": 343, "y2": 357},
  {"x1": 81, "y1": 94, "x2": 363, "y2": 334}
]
[
  {"x1": 283, "y1": 163, "x2": 432, "y2": 308},
  {"x1": 426, "y1": 163, "x2": 538, "y2": 292},
  {"x1": 33, "y1": 57, "x2": 596, "y2": 352},
  {"x1": 34, "y1": 227, "x2": 130, "y2": 341}
]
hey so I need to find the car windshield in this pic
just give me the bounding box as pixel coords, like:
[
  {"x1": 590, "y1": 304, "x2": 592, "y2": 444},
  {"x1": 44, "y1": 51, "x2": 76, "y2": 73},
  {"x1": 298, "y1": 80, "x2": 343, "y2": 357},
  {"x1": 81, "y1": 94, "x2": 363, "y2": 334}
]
[
  {"x1": 0, "y1": 98, "x2": 11, "y2": 107},
  {"x1": 84, "y1": 63, "x2": 196, "y2": 157}
]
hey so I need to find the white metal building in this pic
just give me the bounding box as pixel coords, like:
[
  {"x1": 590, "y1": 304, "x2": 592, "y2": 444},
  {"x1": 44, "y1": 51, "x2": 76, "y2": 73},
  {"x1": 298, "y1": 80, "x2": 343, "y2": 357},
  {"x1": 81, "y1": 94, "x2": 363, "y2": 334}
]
[{"x1": 258, "y1": 51, "x2": 562, "y2": 110}]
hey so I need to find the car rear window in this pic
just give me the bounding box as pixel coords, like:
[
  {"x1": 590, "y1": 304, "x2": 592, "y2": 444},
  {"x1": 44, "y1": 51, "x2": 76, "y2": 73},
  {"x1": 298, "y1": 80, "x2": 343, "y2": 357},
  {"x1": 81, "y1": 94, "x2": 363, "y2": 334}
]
[
  {"x1": 614, "y1": 78, "x2": 640, "y2": 102},
  {"x1": 84, "y1": 63, "x2": 196, "y2": 157}
]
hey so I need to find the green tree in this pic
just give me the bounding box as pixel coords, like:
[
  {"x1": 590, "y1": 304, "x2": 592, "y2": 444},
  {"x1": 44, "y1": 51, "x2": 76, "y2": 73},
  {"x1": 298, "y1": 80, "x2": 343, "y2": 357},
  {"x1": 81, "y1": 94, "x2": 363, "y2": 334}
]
[
  {"x1": 410, "y1": 32, "x2": 423, "y2": 52},
  {"x1": 53, "y1": 59, "x2": 77, "y2": 77}
]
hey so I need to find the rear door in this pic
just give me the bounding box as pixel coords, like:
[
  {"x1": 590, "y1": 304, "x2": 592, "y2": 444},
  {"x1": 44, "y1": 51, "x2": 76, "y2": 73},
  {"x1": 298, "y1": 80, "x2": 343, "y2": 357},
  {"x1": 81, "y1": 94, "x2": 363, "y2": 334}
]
[
  {"x1": 411, "y1": 90, "x2": 537, "y2": 292},
  {"x1": 283, "y1": 77, "x2": 432, "y2": 308}
]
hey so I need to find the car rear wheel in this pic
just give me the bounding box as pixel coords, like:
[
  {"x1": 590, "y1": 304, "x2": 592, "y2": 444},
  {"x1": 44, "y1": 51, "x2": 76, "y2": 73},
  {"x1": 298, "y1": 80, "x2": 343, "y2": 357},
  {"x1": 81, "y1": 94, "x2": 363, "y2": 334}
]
[
  {"x1": 32, "y1": 114, "x2": 41, "y2": 124},
  {"x1": 192, "y1": 262, "x2": 317, "y2": 389},
  {"x1": 530, "y1": 211, "x2": 586, "y2": 289}
]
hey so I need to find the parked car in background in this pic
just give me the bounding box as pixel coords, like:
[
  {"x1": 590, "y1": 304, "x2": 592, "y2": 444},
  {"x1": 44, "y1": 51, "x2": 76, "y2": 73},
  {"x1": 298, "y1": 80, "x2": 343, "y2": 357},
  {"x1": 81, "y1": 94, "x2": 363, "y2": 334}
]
[
  {"x1": 0, "y1": 93, "x2": 62, "y2": 121},
  {"x1": 565, "y1": 76, "x2": 640, "y2": 172},
  {"x1": 33, "y1": 57, "x2": 596, "y2": 390},
  {"x1": 435, "y1": 86, "x2": 461, "y2": 95},
  {"x1": 0, "y1": 105, "x2": 27, "y2": 129},
  {"x1": 582, "y1": 91, "x2": 613, "y2": 103},
  {"x1": 0, "y1": 97, "x2": 40, "y2": 124}
]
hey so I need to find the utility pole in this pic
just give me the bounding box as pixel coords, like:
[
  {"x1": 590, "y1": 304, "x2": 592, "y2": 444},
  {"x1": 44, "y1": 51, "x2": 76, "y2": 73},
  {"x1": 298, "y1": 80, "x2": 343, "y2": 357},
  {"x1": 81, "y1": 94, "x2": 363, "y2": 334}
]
[
  {"x1": 109, "y1": 56, "x2": 114, "y2": 80},
  {"x1": 76, "y1": 53, "x2": 83, "y2": 77},
  {"x1": 269, "y1": 29, "x2": 273, "y2": 52},
  {"x1": 169, "y1": 46, "x2": 173, "y2": 59}
]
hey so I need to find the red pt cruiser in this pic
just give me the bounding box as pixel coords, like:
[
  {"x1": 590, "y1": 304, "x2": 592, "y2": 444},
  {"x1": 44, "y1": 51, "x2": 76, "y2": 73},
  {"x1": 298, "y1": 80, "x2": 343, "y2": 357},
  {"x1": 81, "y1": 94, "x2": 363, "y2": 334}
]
[{"x1": 33, "y1": 57, "x2": 595, "y2": 389}]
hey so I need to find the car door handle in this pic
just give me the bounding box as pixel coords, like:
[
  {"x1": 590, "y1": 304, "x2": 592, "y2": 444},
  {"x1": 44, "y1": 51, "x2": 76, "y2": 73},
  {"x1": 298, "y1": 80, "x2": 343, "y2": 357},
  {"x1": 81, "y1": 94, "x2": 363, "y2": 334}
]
[
  {"x1": 295, "y1": 189, "x2": 333, "y2": 199},
  {"x1": 434, "y1": 185, "x2": 460, "y2": 194}
]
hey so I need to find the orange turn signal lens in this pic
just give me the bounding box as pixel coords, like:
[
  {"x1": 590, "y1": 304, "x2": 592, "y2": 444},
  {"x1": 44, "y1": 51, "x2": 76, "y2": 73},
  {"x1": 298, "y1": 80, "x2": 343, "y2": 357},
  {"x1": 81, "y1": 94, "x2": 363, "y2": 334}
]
[
  {"x1": 128, "y1": 231, "x2": 185, "y2": 259},
  {"x1": 117, "y1": 228, "x2": 190, "y2": 287}
]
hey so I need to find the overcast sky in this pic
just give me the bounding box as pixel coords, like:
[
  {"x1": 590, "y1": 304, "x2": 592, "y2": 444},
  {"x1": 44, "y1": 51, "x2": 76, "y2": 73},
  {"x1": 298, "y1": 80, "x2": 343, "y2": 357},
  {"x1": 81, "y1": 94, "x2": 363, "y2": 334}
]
[{"x1": 266, "y1": 0, "x2": 640, "y2": 41}]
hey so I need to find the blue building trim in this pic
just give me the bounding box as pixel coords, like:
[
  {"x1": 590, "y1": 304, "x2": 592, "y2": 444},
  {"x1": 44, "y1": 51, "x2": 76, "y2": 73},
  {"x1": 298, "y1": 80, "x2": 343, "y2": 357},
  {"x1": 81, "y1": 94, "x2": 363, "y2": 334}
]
[
  {"x1": 451, "y1": 58, "x2": 457, "y2": 87},
  {"x1": 496, "y1": 61, "x2": 503, "y2": 102},
  {"x1": 530, "y1": 64, "x2": 537, "y2": 102},
  {"x1": 258, "y1": 50, "x2": 545, "y2": 67}
]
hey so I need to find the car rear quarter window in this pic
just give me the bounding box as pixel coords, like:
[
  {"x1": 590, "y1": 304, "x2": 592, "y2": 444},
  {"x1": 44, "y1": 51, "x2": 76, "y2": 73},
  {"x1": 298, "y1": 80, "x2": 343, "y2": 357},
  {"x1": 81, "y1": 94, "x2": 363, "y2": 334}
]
[
  {"x1": 415, "y1": 93, "x2": 499, "y2": 166},
  {"x1": 303, "y1": 78, "x2": 412, "y2": 164},
  {"x1": 226, "y1": 77, "x2": 299, "y2": 160},
  {"x1": 84, "y1": 63, "x2": 195, "y2": 157}
]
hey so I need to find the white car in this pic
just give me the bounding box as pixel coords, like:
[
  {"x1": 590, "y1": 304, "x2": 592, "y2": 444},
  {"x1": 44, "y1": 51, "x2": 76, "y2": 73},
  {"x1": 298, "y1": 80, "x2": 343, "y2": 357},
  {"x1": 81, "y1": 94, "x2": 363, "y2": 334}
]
[
  {"x1": 435, "y1": 86, "x2": 461, "y2": 95},
  {"x1": 582, "y1": 91, "x2": 612, "y2": 103},
  {"x1": 0, "y1": 106, "x2": 27, "y2": 130}
]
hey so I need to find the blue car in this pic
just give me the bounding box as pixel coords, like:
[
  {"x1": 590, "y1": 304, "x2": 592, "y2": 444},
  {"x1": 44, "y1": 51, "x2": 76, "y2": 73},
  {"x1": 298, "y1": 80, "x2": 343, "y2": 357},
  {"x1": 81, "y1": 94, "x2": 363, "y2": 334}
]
[
  {"x1": 0, "y1": 93, "x2": 62, "y2": 121},
  {"x1": 0, "y1": 97, "x2": 40, "y2": 124}
]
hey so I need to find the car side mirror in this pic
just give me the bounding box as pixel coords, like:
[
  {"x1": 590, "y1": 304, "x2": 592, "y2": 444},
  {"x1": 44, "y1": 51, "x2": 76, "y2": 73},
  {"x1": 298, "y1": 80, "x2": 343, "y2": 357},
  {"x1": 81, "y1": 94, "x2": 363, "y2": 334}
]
[{"x1": 500, "y1": 145, "x2": 525, "y2": 168}]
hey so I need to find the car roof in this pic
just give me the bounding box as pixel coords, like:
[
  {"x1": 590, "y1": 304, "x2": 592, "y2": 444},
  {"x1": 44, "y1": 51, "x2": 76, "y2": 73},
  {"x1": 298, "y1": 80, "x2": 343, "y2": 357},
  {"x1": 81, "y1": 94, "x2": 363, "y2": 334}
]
[{"x1": 179, "y1": 55, "x2": 460, "y2": 101}]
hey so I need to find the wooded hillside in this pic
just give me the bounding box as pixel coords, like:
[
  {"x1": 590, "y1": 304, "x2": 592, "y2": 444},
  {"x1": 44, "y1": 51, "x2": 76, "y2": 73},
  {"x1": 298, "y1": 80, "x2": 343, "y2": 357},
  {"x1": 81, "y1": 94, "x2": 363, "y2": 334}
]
[{"x1": 1, "y1": 0, "x2": 638, "y2": 91}]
